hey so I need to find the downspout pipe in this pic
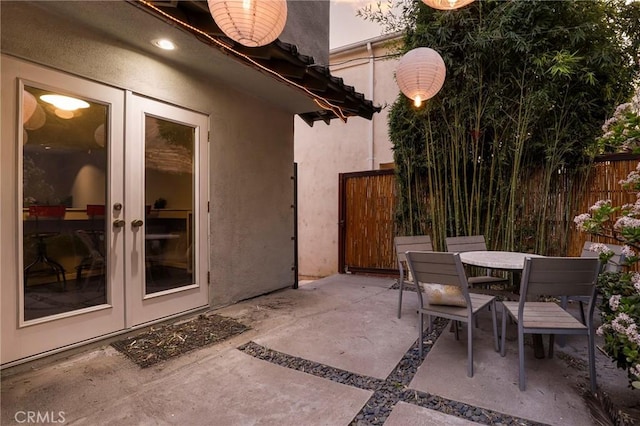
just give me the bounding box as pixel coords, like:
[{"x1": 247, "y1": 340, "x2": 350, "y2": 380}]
[{"x1": 367, "y1": 41, "x2": 374, "y2": 170}]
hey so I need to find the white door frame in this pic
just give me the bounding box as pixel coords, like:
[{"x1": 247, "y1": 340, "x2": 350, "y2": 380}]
[{"x1": 1, "y1": 56, "x2": 210, "y2": 366}]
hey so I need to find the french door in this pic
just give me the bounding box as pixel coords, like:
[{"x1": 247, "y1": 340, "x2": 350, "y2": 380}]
[
  {"x1": 1, "y1": 56, "x2": 209, "y2": 365},
  {"x1": 124, "y1": 93, "x2": 209, "y2": 327}
]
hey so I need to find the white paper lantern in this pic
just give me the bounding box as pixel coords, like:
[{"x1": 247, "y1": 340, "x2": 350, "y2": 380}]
[
  {"x1": 24, "y1": 104, "x2": 46, "y2": 131},
  {"x1": 207, "y1": 0, "x2": 287, "y2": 47},
  {"x1": 396, "y1": 47, "x2": 446, "y2": 107},
  {"x1": 422, "y1": 0, "x2": 475, "y2": 10},
  {"x1": 23, "y1": 90, "x2": 37, "y2": 124},
  {"x1": 94, "y1": 123, "x2": 106, "y2": 147}
]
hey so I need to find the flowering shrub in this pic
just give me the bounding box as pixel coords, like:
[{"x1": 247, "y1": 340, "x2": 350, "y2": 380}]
[
  {"x1": 574, "y1": 165, "x2": 640, "y2": 389},
  {"x1": 595, "y1": 97, "x2": 640, "y2": 154}
]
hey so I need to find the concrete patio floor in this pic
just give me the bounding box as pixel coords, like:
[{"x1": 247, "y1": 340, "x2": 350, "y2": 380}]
[{"x1": 1, "y1": 274, "x2": 637, "y2": 425}]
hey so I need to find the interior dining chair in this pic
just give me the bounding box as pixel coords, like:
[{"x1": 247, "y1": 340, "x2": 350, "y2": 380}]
[
  {"x1": 75, "y1": 229, "x2": 106, "y2": 290},
  {"x1": 394, "y1": 235, "x2": 433, "y2": 319},
  {"x1": 405, "y1": 251, "x2": 499, "y2": 377},
  {"x1": 500, "y1": 256, "x2": 601, "y2": 392},
  {"x1": 24, "y1": 205, "x2": 68, "y2": 290},
  {"x1": 445, "y1": 235, "x2": 509, "y2": 289}
]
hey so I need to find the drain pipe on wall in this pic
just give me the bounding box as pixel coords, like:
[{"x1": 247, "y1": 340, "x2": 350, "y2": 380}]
[{"x1": 367, "y1": 41, "x2": 375, "y2": 170}]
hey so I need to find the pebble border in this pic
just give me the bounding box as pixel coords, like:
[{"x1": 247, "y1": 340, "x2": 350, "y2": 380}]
[{"x1": 238, "y1": 317, "x2": 546, "y2": 425}]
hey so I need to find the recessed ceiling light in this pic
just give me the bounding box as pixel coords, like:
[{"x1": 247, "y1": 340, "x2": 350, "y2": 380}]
[{"x1": 153, "y1": 39, "x2": 176, "y2": 50}]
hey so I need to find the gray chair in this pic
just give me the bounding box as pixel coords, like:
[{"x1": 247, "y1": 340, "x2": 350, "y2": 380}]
[
  {"x1": 405, "y1": 251, "x2": 499, "y2": 377},
  {"x1": 445, "y1": 235, "x2": 509, "y2": 289},
  {"x1": 580, "y1": 241, "x2": 625, "y2": 271},
  {"x1": 500, "y1": 257, "x2": 601, "y2": 392},
  {"x1": 563, "y1": 241, "x2": 625, "y2": 324},
  {"x1": 394, "y1": 235, "x2": 433, "y2": 319}
]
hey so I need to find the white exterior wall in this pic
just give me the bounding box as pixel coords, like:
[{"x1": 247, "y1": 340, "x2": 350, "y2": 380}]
[
  {"x1": 294, "y1": 35, "x2": 402, "y2": 278},
  {"x1": 1, "y1": 2, "x2": 298, "y2": 312}
]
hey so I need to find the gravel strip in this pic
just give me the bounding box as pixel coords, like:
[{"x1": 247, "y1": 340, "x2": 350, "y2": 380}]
[{"x1": 238, "y1": 317, "x2": 545, "y2": 425}]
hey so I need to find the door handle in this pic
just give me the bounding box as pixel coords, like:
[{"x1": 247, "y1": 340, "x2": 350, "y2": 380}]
[
  {"x1": 113, "y1": 219, "x2": 126, "y2": 228},
  {"x1": 131, "y1": 219, "x2": 144, "y2": 228}
]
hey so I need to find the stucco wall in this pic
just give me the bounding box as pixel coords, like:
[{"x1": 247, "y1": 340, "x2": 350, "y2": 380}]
[
  {"x1": 294, "y1": 35, "x2": 401, "y2": 278},
  {"x1": 1, "y1": 2, "x2": 296, "y2": 308}
]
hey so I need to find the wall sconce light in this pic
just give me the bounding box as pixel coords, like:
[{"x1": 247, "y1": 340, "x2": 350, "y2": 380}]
[
  {"x1": 395, "y1": 47, "x2": 446, "y2": 108},
  {"x1": 207, "y1": 0, "x2": 287, "y2": 47},
  {"x1": 422, "y1": 0, "x2": 475, "y2": 10}
]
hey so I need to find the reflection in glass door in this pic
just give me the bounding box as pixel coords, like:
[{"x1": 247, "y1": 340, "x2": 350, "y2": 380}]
[
  {"x1": 22, "y1": 85, "x2": 108, "y2": 321},
  {"x1": 144, "y1": 116, "x2": 194, "y2": 295}
]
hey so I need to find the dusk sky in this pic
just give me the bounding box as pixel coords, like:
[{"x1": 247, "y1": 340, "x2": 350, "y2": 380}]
[{"x1": 330, "y1": 0, "x2": 385, "y2": 49}]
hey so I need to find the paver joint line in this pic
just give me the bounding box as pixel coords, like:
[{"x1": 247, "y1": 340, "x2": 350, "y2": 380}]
[{"x1": 238, "y1": 318, "x2": 548, "y2": 426}]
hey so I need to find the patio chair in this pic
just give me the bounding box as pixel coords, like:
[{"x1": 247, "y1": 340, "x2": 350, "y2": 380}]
[
  {"x1": 394, "y1": 235, "x2": 433, "y2": 319},
  {"x1": 405, "y1": 251, "x2": 499, "y2": 377},
  {"x1": 500, "y1": 257, "x2": 601, "y2": 392},
  {"x1": 445, "y1": 235, "x2": 509, "y2": 289},
  {"x1": 570, "y1": 241, "x2": 625, "y2": 323}
]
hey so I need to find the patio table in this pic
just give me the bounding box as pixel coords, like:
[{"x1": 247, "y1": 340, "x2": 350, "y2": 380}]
[
  {"x1": 458, "y1": 250, "x2": 544, "y2": 271},
  {"x1": 458, "y1": 250, "x2": 547, "y2": 359}
]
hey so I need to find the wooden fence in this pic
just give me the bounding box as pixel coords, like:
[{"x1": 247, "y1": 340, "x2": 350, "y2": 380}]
[
  {"x1": 338, "y1": 155, "x2": 640, "y2": 275},
  {"x1": 568, "y1": 154, "x2": 640, "y2": 255}
]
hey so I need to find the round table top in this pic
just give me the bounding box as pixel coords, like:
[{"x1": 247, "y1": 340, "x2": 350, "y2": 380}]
[{"x1": 458, "y1": 250, "x2": 544, "y2": 270}]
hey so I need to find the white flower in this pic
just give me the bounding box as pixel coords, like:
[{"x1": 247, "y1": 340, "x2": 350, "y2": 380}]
[
  {"x1": 589, "y1": 243, "x2": 613, "y2": 256},
  {"x1": 625, "y1": 322, "x2": 640, "y2": 346},
  {"x1": 589, "y1": 200, "x2": 611, "y2": 211},
  {"x1": 631, "y1": 364, "x2": 640, "y2": 380},
  {"x1": 620, "y1": 170, "x2": 640, "y2": 187},
  {"x1": 614, "y1": 216, "x2": 640, "y2": 229},
  {"x1": 622, "y1": 245, "x2": 637, "y2": 258},
  {"x1": 610, "y1": 313, "x2": 640, "y2": 345},
  {"x1": 573, "y1": 213, "x2": 592, "y2": 230},
  {"x1": 610, "y1": 295, "x2": 621, "y2": 311}
]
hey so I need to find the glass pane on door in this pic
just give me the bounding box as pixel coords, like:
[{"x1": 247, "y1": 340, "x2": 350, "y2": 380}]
[
  {"x1": 22, "y1": 86, "x2": 108, "y2": 321},
  {"x1": 144, "y1": 116, "x2": 194, "y2": 295}
]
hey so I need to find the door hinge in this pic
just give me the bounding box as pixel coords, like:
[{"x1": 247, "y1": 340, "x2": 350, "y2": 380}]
[
  {"x1": 207, "y1": 271, "x2": 210, "y2": 284},
  {"x1": 207, "y1": 201, "x2": 210, "y2": 212}
]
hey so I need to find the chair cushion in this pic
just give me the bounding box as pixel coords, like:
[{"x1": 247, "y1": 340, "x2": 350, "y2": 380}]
[{"x1": 422, "y1": 283, "x2": 467, "y2": 307}]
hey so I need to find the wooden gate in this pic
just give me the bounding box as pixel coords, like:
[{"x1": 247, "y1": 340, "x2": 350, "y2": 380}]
[{"x1": 338, "y1": 169, "x2": 397, "y2": 275}]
